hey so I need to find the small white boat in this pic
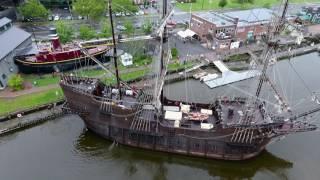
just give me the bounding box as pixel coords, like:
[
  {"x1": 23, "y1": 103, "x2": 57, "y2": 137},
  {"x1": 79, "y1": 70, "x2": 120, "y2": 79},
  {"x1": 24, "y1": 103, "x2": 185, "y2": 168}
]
[
  {"x1": 200, "y1": 73, "x2": 219, "y2": 82},
  {"x1": 193, "y1": 72, "x2": 207, "y2": 79}
]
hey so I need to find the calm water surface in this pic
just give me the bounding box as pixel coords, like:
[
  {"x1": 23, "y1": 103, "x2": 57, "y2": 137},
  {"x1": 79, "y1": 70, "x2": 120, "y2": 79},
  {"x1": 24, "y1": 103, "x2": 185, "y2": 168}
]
[{"x1": 1, "y1": 53, "x2": 320, "y2": 180}]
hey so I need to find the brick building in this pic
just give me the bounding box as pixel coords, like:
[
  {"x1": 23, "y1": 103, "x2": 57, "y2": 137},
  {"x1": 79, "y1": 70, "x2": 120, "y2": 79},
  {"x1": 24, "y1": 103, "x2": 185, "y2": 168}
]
[{"x1": 190, "y1": 8, "x2": 273, "y2": 51}]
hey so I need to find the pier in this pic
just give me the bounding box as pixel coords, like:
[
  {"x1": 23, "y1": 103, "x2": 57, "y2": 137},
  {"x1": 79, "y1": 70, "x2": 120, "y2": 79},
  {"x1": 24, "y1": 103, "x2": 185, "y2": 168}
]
[{"x1": 0, "y1": 106, "x2": 65, "y2": 136}]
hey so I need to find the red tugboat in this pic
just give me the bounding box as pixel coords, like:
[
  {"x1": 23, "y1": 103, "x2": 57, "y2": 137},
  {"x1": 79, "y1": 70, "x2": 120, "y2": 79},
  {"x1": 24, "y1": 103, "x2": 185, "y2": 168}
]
[{"x1": 14, "y1": 28, "x2": 111, "y2": 74}]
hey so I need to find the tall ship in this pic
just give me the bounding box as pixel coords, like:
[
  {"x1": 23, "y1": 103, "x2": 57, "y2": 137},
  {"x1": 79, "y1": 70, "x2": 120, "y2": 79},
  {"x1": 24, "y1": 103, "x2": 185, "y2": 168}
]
[
  {"x1": 14, "y1": 28, "x2": 111, "y2": 74},
  {"x1": 60, "y1": 0, "x2": 319, "y2": 160}
]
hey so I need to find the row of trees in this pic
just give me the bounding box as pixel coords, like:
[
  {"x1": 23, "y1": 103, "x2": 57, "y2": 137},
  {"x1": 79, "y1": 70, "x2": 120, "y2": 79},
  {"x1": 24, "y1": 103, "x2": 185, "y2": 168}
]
[
  {"x1": 56, "y1": 20, "x2": 152, "y2": 42},
  {"x1": 18, "y1": 0, "x2": 138, "y2": 23}
]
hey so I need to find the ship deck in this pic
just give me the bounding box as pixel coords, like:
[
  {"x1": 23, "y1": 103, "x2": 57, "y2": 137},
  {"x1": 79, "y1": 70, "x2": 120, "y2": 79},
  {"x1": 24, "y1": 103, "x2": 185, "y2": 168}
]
[{"x1": 62, "y1": 76, "x2": 267, "y2": 131}]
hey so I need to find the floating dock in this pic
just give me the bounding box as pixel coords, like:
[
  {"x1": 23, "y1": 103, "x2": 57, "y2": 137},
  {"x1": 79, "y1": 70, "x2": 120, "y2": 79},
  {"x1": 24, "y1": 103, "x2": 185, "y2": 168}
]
[{"x1": 204, "y1": 61, "x2": 260, "y2": 88}]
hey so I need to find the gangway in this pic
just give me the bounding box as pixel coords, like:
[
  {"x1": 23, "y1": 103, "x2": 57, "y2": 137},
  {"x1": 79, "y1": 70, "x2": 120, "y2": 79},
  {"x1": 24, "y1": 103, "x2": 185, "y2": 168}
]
[{"x1": 213, "y1": 60, "x2": 229, "y2": 73}]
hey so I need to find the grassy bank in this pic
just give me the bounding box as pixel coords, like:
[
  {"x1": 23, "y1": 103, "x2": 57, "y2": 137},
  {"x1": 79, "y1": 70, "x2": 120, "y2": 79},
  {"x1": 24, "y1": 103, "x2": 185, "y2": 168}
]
[
  {"x1": 176, "y1": 0, "x2": 319, "y2": 11},
  {"x1": 168, "y1": 61, "x2": 194, "y2": 71},
  {"x1": 0, "y1": 88, "x2": 64, "y2": 116},
  {"x1": 103, "y1": 69, "x2": 149, "y2": 84},
  {"x1": 22, "y1": 69, "x2": 106, "y2": 87}
]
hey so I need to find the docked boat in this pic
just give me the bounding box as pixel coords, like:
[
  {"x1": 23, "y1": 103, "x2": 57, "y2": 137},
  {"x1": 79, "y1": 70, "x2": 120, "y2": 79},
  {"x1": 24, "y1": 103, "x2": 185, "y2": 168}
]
[
  {"x1": 14, "y1": 28, "x2": 111, "y2": 74},
  {"x1": 200, "y1": 73, "x2": 219, "y2": 82},
  {"x1": 193, "y1": 72, "x2": 207, "y2": 79},
  {"x1": 60, "y1": 0, "x2": 319, "y2": 161}
]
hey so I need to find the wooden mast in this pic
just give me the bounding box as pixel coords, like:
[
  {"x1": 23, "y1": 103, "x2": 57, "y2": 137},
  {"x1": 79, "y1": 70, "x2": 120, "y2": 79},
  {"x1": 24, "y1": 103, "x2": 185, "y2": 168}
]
[
  {"x1": 108, "y1": 0, "x2": 121, "y2": 100},
  {"x1": 254, "y1": 0, "x2": 289, "y2": 99}
]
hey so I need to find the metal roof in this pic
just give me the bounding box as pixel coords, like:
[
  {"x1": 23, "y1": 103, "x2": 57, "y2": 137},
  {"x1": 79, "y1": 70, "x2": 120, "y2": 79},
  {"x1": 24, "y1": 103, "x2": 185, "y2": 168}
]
[
  {"x1": 194, "y1": 12, "x2": 235, "y2": 27},
  {"x1": 223, "y1": 8, "x2": 273, "y2": 27},
  {"x1": 0, "y1": 17, "x2": 11, "y2": 28},
  {"x1": 0, "y1": 25, "x2": 31, "y2": 60}
]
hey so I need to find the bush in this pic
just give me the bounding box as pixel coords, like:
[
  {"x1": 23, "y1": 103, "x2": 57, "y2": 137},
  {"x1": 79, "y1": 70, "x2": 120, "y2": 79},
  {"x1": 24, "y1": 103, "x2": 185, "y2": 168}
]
[
  {"x1": 263, "y1": 3, "x2": 271, "y2": 9},
  {"x1": 219, "y1": 0, "x2": 228, "y2": 8},
  {"x1": 8, "y1": 74, "x2": 24, "y2": 91},
  {"x1": 171, "y1": 48, "x2": 178, "y2": 58},
  {"x1": 79, "y1": 25, "x2": 96, "y2": 40}
]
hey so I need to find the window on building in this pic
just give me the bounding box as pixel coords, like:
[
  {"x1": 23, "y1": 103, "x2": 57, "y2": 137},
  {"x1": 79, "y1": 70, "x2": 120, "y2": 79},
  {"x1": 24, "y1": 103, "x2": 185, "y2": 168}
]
[
  {"x1": 0, "y1": 80, "x2": 4, "y2": 88},
  {"x1": 0, "y1": 26, "x2": 5, "y2": 33}
]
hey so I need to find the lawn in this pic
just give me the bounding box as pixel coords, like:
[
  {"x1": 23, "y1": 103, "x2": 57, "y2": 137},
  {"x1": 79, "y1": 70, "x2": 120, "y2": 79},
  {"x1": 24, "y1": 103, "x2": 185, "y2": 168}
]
[
  {"x1": 23, "y1": 74, "x2": 60, "y2": 87},
  {"x1": 0, "y1": 88, "x2": 64, "y2": 116},
  {"x1": 167, "y1": 61, "x2": 195, "y2": 71},
  {"x1": 103, "y1": 69, "x2": 149, "y2": 85},
  {"x1": 176, "y1": 0, "x2": 319, "y2": 11},
  {"x1": 22, "y1": 69, "x2": 106, "y2": 87}
]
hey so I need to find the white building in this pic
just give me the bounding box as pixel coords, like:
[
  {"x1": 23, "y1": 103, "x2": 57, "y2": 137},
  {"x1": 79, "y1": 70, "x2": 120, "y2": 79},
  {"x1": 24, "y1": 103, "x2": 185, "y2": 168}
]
[{"x1": 120, "y1": 53, "x2": 133, "y2": 66}]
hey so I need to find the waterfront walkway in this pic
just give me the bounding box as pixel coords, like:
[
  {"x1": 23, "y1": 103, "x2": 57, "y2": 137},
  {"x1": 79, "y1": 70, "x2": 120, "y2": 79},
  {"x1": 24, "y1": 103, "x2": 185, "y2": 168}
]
[{"x1": 0, "y1": 107, "x2": 63, "y2": 135}]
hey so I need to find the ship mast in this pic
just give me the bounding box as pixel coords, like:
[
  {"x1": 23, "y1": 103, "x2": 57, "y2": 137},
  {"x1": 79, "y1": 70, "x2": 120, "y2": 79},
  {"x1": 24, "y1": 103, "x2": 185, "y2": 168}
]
[
  {"x1": 108, "y1": 0, "x2": 122, "y2": 100},
  {"x1": 254, "y1": 0, "x2": 289, "y2": 100}
]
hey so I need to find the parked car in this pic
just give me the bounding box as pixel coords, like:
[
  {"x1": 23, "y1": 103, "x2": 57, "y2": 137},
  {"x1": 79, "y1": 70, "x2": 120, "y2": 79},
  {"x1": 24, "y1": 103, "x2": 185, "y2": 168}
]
[
  {"x1": 138, "y1": 10, "x2": 144, "y2": 15},
  {"x1": 54, "y1": 15, "x2": 60, "y2": 21},
  {"x1": 134, "y1": 22, "x2": 142, "y2": 29},
  {"x1": 115, "y1": 12, "x2": 121, "y2": 17},
  {"x1": 166, "y1": 20, "x2": 177, "y2": 27},
  {"x1": 66, "y1": 16, "x2": 72, "y2": 20},
  {"x1": 116, "y1": 25, "x2": 126, "y2": 31},
  {"x1": 78, "y1": 15, "x2": 84, "y2": 20},
  {"x1": 48, "y1": 15, "x2": 53, "y2": 21}
]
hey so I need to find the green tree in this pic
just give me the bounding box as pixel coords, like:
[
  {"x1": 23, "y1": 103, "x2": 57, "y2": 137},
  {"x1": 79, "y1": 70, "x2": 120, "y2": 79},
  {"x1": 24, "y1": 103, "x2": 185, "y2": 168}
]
[
  {"x1": 112, "y1": 0, "x2": 138, "y2": 13},
  {"x1": 55, "y1": 21, "x2": 74, "y2": 43},
  {"x1": 100, "y1": 22, "x2": 112, "y2": 38},
  {"x1": 73, "y1": 0, "x2": 106, "y2": 22},
  {"x1": 171, "y1": 48, "x2": 178, "y2": 58},
  {"x1": 18, "y1": 0, "x2": 48, "y2": 20},
  {"x1": 218, "y1": 0, "x2": 228, "y2": 8},
  {"x1": 142, "y1": 21, "x2": 152, "y2": 34},
  {"x1": 8, "y1": 74, "x2": 24, "y2": 91},
  {"x1": 79, "y1": 25, "x2": 96, "y2": 40},
  {"x1": 124, "y1": 20, "x2": 134, "y2": 35}
]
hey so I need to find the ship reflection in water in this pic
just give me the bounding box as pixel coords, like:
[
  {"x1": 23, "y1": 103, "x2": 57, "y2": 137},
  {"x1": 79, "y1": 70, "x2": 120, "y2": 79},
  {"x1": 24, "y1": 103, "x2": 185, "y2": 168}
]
[{"x1": 75, "y1": 127, "x2": 293, "y2": 179}]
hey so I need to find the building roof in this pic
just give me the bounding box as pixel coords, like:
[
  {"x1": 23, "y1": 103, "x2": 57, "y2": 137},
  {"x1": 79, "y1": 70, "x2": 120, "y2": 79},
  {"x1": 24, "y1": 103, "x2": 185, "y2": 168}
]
[
  {"x1": 223, "y1": 8, "x2": 273, "y2": 27},
  {"x1": 194, "y1": 12, "x2": 235, "y2": 27},
  {"x1": 0, "y1": 17, "x2": 11, "y2": 27},
  {"x1": 193, "y1": 8, "x2": 273, "y2": 28},
  {"x1": 0, "y1": 25, "x2": 31, "y2": 60}
]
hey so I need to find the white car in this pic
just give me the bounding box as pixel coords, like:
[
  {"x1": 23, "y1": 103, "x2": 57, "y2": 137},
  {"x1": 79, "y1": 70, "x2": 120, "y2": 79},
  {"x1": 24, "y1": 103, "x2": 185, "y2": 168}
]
[
  {"x1": 54, "y1": 15, "x2": 60, "y2": 21},
  {"x1": 138, "y1": 10, "x2": 144, "y2": 15},
  {"x1": 116, "y1": 25, "x2": 126, "y2": 31}
]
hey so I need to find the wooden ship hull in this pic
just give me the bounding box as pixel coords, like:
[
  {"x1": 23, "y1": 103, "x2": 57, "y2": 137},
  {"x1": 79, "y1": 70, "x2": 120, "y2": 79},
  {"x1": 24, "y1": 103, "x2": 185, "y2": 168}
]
[{"x1": 60, "y1": 76, "x2": 316, "y2": 161}]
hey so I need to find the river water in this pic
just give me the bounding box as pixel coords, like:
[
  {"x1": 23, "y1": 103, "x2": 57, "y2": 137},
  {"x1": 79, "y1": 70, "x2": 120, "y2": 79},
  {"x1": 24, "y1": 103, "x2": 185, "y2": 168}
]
[{"x1": 1, "y1": 53, "x2": 320, "y2": 180}]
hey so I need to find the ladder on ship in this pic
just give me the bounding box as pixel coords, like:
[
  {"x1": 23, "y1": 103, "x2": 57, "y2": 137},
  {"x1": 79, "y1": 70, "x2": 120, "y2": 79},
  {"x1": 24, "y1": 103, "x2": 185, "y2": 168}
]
[
  {"x1": 130, "y1": 92, "x2": 155, "y2": 132},
  {"x1": 100, "y1": 98, "x2": 112, "y2": 114}
]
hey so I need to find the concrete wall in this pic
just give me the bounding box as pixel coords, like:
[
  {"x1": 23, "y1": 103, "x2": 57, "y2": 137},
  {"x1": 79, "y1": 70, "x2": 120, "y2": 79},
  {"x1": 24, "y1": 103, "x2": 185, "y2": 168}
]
[{"x1": 0, "y1": 37, "x2": 32, "y2": 89}]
